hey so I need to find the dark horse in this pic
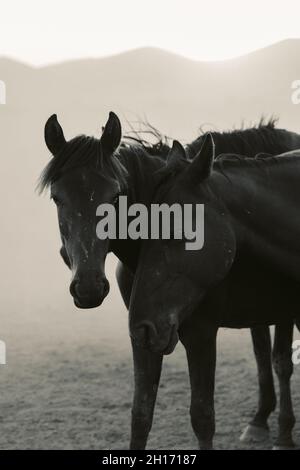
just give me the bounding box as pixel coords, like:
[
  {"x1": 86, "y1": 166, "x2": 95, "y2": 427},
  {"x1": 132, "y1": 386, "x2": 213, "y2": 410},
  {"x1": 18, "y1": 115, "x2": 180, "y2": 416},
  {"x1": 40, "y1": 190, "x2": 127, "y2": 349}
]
[
  {"x1": 40, "y1": 113, "x2": 300, "y2": 449},
  {"x1": 129, "y1": 136, "x2": 300, "y2": 449}
]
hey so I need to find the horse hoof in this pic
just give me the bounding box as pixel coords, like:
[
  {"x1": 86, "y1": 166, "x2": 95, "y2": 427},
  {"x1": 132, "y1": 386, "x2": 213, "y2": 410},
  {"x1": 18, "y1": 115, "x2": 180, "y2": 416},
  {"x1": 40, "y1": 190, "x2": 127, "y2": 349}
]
[
  {"x1": 198, "y1": 440, "x2": 213, "y2": 450},
  {"x1": 240, "y1": 424, "x2": 270, "y2": 443},
  {"x1": 272, "y1": 445, "x2": 295, "y2": 450},
  {"x1": 272, "y1": 440, "x2": 296, "y2": 450}
]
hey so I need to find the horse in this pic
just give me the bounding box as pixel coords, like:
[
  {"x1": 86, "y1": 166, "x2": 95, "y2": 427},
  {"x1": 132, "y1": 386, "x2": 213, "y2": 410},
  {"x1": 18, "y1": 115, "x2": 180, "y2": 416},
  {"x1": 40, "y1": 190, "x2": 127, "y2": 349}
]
[
  {"x1": 129, "y1": 136, "x2": 300, "y2": 449},
  {"x1": 39, "y1": 112, "x2": 300, "y2": 449}
]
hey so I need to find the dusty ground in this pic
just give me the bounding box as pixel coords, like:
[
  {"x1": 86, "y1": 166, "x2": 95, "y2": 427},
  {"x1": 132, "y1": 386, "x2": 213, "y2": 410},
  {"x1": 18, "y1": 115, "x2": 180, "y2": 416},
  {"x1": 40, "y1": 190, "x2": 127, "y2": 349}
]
[{"x1": 0, "y1": 290, "x2": 300, "y2": 450}]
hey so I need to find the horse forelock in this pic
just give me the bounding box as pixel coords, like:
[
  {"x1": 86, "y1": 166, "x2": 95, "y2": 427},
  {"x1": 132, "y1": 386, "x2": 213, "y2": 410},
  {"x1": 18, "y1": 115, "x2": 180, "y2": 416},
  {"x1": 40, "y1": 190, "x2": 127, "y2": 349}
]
[{"x1": 38, "y1": 135, "x2": 129, "y2": 193}]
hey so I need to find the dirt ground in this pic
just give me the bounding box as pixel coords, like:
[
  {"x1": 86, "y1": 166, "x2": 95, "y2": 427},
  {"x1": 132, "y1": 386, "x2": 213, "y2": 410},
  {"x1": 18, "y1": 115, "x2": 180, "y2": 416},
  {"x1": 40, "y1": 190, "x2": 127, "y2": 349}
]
[{"x1": 0, "y1": 292, "x2": 299, "y2": 450}]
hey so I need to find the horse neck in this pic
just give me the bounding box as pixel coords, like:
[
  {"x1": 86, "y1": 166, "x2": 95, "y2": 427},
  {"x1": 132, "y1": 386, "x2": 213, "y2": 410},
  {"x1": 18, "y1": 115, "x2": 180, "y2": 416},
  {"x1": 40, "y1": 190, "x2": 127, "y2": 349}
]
[
  {"x1": 213, "y1": 156, "x2": 300, "y2": 278},
  {"x1": 110, "y1": 149, "x2": 165, "y2": 271},
  {"x1": 119, "y1": 149, "x2": 164, "y2": 205}
]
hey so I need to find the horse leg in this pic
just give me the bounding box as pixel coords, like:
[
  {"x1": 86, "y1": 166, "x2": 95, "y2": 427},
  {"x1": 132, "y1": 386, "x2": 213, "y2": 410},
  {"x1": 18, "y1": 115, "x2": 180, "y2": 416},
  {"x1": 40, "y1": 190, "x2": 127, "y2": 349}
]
[
  {"x1": 272, "y1": 322, "x2": 295, "y2": 450},
  {"x1": 116, "y1": 262, "x2": 163, "y2": 449},
  {"x1": 180, "y1": 317, "x2": 217, "y2": 450},
  {"x1": 240, "y1": 326, "x2": 276, "y2": 443},
  {"x1": 130, "y1": 341, "x2": 163, "y2": 449},
  {"x1": 115, "y1": 261, "x2": 134, "y2": 309}
]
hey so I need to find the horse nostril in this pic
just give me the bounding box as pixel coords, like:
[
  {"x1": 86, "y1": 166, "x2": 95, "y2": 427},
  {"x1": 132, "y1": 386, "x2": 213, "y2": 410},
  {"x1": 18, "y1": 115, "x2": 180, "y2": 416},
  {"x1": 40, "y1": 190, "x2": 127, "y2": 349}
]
[{"x1": 70, "y1": 276, "x2": 109, "y2": 303}]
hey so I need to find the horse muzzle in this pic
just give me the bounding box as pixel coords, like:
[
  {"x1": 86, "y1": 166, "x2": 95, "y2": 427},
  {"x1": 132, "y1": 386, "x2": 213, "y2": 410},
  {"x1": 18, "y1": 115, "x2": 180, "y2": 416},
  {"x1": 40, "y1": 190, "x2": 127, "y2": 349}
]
[{"x1": 70, "y1": 276, "x2": 110, "y2": 309}]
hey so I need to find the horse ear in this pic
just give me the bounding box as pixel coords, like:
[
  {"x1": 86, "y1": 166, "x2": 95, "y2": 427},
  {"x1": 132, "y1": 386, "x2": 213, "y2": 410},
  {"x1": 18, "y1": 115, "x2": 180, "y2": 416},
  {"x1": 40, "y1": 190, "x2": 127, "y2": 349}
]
[
  {"x1": 44, "y1": 114, "x2": 66, "y2": 156},
  {"x1": 186, "y1": 133, "x2": 215, "y2": 182},
  {"x1": 153, "y1": 140, "x2": 186, "y2": 187},
  {"x1": 167, "y1": 140, "x2": 186, "y2": 167},
  {"x1": 100, "y1": 111, "x2": 122, "y2": 156}
]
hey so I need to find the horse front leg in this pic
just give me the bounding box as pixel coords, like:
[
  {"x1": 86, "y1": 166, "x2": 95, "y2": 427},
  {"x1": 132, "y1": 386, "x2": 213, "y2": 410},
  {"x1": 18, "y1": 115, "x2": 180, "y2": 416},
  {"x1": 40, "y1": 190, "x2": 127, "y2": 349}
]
[
  {"x1": 116, "y1": 262, "x2": 163, "y2": 449},
  {"x1": 272, "y1": 322, "x2": 295, "y2": 450},
  {"x1": 240, "y1": 326, "x2": 276, "y2": 444},
  {"x1": 130, "y1": 341, "x2": 163, "y2": 449},
  {"x1": 180, "y1": 317, "x2": 217, "y2": 450}
]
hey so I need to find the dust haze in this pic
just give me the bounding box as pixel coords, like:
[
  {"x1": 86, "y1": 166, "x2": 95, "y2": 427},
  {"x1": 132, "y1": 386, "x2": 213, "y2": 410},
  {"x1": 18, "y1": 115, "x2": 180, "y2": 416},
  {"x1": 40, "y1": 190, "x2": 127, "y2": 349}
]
[{"x1": 0, "y1": 40, "x2": 300, "y2": 449}]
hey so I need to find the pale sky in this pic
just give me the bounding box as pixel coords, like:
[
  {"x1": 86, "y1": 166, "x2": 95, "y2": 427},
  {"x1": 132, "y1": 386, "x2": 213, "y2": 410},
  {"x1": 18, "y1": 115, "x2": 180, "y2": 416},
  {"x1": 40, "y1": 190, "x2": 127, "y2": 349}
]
[{"x1": 1, "y1": 0, "x2": 300, "y2": 65}]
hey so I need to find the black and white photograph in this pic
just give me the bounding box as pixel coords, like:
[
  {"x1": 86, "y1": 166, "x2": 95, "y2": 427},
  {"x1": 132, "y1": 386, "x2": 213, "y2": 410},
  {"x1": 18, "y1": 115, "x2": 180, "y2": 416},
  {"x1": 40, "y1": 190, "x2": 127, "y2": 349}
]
[{"x1": 1, "y1": 0, "x2": 300, "y2": 460}]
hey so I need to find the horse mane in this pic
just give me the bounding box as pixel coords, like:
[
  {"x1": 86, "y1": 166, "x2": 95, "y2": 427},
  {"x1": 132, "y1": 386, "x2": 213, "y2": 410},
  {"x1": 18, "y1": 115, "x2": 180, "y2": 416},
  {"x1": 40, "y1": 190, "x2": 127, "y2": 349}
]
[
  {"x1": 186, "y1": 117, "x2": 280, "y2": 158},
  {"x1": 122, "y1": 120, "x2": 171, "y2": 159},
  {"x1": 122, "y1": 117, "x2": 281, "y2": 163},
  {"x1": 38, "y1": 135, "x2": 129, "y2": 193},
  {"x1": 38, "y1": 117, "x2": 282, "y2": 194}
]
